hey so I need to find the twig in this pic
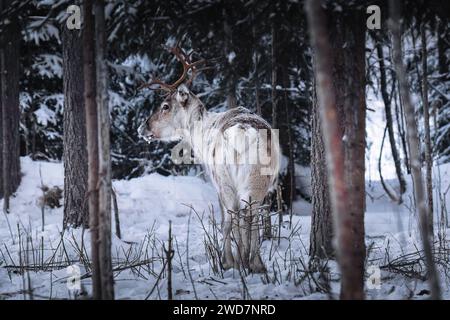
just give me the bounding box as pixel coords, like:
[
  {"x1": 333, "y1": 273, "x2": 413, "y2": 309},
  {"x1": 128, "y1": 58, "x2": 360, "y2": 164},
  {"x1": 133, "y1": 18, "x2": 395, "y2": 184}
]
[
  {"x1": 186, "y1": 210, "x2": 198, "y2": 299},
  {"x1": 111, "y1": 187, "x2": 121, "y2": 239},
  {"x1": 163, "y1": 220, "x2": 174, "y2": 300},
  {"x1": 378, "y1": 125, "x2": 401, "y2": 203},
  {"x1": 144, "y1": 260, "x2": 168, "y2": 300},
  {"x1": 39, "y1": 165, "x2": 45, "y2": 232}
]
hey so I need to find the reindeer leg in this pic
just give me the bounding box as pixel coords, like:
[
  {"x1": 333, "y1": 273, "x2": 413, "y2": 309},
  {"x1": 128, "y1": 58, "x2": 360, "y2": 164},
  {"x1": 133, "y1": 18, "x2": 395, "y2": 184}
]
[
  {"x1": 237, "y1": 200, "x2": 251, "y2": 269},
  {"x1": 230, "y1": 207, "x2": 247, "y2": 270},
  {"x1": 221, "y1": 206, "x2": 235, "y2": 270},
  {"x1": 240, "y1": 181, "x2": 268, "y2": 274},
  {"x1": 248, "y1": 203, "x2": 265, "y2": 273}
]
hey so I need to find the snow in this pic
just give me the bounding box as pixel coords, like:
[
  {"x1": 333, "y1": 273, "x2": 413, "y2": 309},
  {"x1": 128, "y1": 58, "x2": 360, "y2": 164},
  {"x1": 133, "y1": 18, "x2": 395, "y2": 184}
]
[
  {"x1": 1, "y1": 157, "x2": 449, "y2": 300},
  {"x1": 24, "y1": 19, "x2": 60, "y2": 45},
  {"x1": 227, "y1": 52, "x2": 236, "y2": 64},
  {"x1": 32, "y1": 54, "x2": 63, "y2": 79},
  {"x1": 366, "y1": 89, "x2": 399, "y2": 181}
]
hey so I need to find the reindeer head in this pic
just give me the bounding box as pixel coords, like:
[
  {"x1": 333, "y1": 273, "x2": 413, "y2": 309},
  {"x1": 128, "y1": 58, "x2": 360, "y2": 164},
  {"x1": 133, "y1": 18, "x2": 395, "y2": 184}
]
[{"x1": 138, "y1": 44, "x2": 206, "y2": 143}]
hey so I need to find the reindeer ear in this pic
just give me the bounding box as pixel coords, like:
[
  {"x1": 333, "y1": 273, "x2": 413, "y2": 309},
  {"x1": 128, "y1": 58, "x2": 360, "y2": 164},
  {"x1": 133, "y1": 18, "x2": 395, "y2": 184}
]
[{"x1": 176, "y1": 84, "x2": 189, "y2": 107}]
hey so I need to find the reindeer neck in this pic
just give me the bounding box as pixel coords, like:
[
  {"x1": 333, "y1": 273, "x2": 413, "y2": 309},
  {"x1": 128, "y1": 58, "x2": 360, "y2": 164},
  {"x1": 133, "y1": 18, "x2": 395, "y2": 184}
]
[{"x1": 182, "y1": 107, "x2": 216, "y2": 162}]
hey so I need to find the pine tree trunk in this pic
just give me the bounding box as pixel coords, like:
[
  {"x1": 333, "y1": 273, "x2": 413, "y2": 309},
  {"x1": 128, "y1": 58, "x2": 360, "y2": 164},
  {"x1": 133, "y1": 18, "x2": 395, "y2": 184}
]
[
  {"x1": 330, "y1": 9, "x2": 366, "y2": 300},
  {"x1": 62, "y1": 23, "x2": 88, "y2": 229},
  {"x1": 437, "y1": 19, "x2": 448, "y2": 76},
  {"x1": 310, "y1": 72, "x2": 333, "y2": 259},
  {"x1": 251, "y1": 11, "x2": 261, "y2": 116},
  {"x1": 271, "y1": 23, "x2": 278, "y2": 129},
  {"x1": 389, "y1": 0, "x2": 441, "y2": 300},
  {"x1": 0, "y1": 0, "x2": 21, "y2": 208},
  {"x1": 223, "y1": 5, "x2": 237, "y2": 109},
  {"x1": 95, "y1": 0, "x2": 114, "y2": 300},
  {"x1": 376, "y1": 42, "x2": 406, "y2": 197},
  {"x1": 83, "y1": 0, "x2": 101, "y2": 299},
  {"x1": 306, "y1": 0, "x2": 366, "y2": 299},
  {"x1": 0, "y1": 74, "x2": 2, "y2": 198},
  {"x1": 283, "y1": 71, "x2": 296, "y2": 220},
  {"x1": 421, "y1": 24, "x2": 433, "y2": 234}
]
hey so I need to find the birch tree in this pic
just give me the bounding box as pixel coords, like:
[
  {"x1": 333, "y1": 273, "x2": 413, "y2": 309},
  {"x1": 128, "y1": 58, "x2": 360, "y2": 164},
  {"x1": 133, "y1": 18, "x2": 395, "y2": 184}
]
[{"x1": 389, "y1": 0, "x2": 441, "y2": 300}]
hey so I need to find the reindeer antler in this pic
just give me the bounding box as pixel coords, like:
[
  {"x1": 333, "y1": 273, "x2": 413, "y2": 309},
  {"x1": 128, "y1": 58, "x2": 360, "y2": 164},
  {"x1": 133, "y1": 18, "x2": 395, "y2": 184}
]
[
  {"x1": 169, "y1": 45, "x2": 206, "y2": 89},
  {"x1": 139, "y1": 42, "x2": 206, "y2": 92}
]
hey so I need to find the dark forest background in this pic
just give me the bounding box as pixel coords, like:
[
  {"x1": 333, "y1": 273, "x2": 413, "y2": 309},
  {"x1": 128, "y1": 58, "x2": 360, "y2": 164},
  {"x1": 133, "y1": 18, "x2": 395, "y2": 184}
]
[
  {"x1": 0, "y1": 0, "x2": 449, "y2": 300},
  {"x1": 5, "y1": 0, "x2": 450, "y2": 201}
]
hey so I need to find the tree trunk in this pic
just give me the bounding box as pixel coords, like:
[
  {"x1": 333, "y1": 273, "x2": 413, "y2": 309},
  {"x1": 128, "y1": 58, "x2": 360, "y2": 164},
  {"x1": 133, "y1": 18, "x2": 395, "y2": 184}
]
[
  {"x1": 271, "y1": 20, "x2": 295, "y2": 210},
  {"x1": 95, "y1": 0, "x2": 114, "y2": 300},
  {"x1": 283, "y1": 70, "x2": 296, "y2": 225},
  {"x1": 421, "y1": 24, "x2": 433, "y2": 234},
  {"x1": 0, "y1": 0, "x2": 21, "y2": 208},
  {"x1": 389, "y1": 0, "x2": 441, "y2": 300},
  {"x1": 376, "y1": 42, "x2": 406, "y2": 198},
  {"x1": 310, "y1": 70, "x2": 333, "y2": 259},
  {"x1": 62, "y1": 22, "x2": 88, "y2": 229},
  {"x1": 251, "y1": 11, "x2": 261, "y2": 116},
  {"x1": 437, "y1": 19, "x2": 448, "y2": 77},
  {"x1": 271, "y1": 23, "x2": 278, "y2": 129},
  {"x1": 223, "y1": 5, "x2": 237, "y2": 109},
  {"x1": 306, "y1": 0, "x2": 366, "y2": 299},
  {"x1": 83, "y1": 0, "x2": 101, "y2": 299},
  {"x1": 0, "y1": 73, "x2": 2, "y2": 198},
  {"x1": 330, "y1": 8, "x2": 366, "y2": 300}
]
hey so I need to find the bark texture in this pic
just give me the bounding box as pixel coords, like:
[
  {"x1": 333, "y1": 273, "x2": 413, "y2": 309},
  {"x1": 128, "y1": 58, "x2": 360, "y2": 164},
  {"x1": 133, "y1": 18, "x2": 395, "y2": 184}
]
[
  {"x1": 223, "y1": 4, "x2": 237, "y2": 109},
  {"x1": 421, "y1": 24, "x2": 433, "y2": 233},
  {"x1": 83, "y1": 0, "x2": 101, "y2": 299},
  {"x1": 389, "y1": 0, "x2": 441, "y2": 300},
  {"x1": 437, "y1": 19, "x2": 448, "y2": 76},
  {"x1": 310, "y1": 70, "x2": 333, "y2": 259},
  {"x1": 270, "y1": 17, "x2": 296, "y2": 209},
  {"x1": 95, "y1": 0, "x2": 114, "y2": 300},
  {"x1": 330, "y1": 9, "x2": 366, "y2": 300},
  {"x1": 62, "y1": 24, "x2": 88, "y2": 228},
  {"x1": 0, "y1": 69, "x2": 2, "y2": 198},
  {"x1": 0, "y1": 0, "x2": 21, "y2": 208},
  {"x1": 306, "y1": 0, "x2": 366, "y2": 299},
  {"x1": 271, "y1": 23, "x2": 278, "y2": 130}
]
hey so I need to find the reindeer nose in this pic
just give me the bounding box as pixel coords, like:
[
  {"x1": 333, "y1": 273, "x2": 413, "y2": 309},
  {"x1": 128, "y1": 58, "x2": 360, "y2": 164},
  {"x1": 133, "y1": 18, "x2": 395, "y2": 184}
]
[{"x1": 138, "y1": 123, "x2": 156, "y2": 142}]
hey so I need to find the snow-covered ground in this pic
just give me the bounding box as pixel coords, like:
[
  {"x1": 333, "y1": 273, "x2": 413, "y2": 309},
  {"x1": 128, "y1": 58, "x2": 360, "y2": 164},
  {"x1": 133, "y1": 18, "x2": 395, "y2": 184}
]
[{"x1": 0, "y1": 157, "x2": 449, "y2": 300}]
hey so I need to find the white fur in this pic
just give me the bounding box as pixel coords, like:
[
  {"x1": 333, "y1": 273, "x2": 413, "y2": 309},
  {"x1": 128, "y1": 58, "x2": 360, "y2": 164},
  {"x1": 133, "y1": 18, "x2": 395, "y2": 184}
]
[{"x1": 141, "y1": 85, "x2": 280, "y2": 272}]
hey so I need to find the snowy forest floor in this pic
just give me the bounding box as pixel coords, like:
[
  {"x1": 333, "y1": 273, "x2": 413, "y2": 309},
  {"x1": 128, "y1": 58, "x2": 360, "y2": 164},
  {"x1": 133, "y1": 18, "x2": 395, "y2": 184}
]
[{"x1": 0, "y1": 157, "x2": 449, "y2": 300}]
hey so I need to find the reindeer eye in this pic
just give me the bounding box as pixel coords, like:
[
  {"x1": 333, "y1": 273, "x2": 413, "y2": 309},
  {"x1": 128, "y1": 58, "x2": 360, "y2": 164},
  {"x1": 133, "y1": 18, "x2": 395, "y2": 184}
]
[{"x1": 162, "y1": 104, "x2": 170, "y2": 111}]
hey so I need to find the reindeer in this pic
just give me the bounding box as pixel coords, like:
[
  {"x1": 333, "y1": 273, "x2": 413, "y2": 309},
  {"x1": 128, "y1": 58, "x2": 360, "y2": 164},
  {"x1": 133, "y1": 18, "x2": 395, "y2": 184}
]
[{"x1": 138, "y1": 44, "x2": 280, "y2": 273}]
